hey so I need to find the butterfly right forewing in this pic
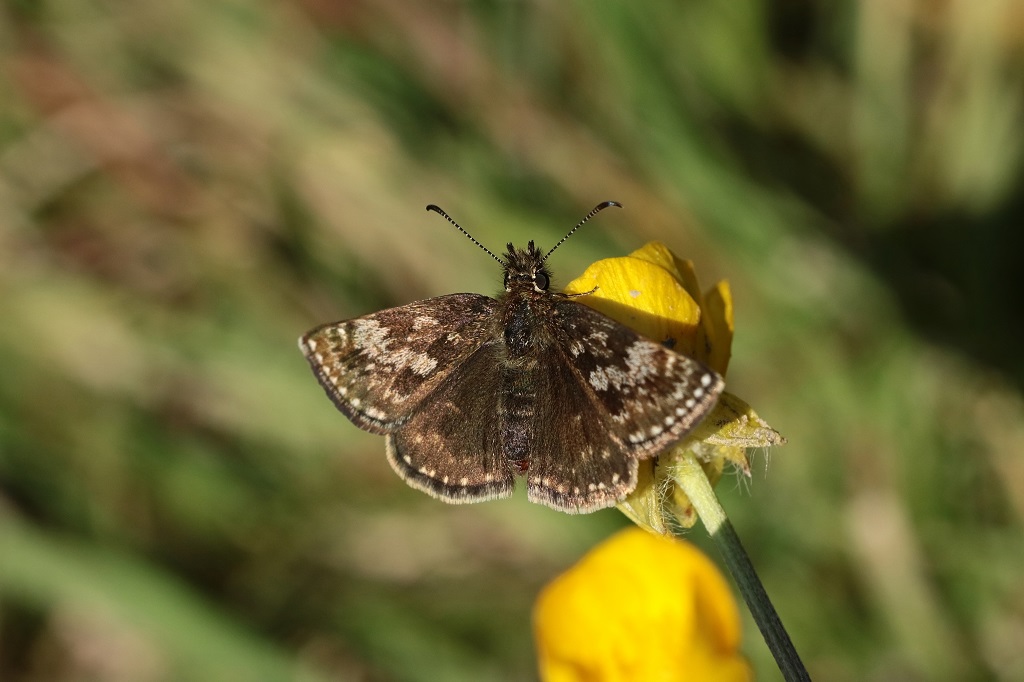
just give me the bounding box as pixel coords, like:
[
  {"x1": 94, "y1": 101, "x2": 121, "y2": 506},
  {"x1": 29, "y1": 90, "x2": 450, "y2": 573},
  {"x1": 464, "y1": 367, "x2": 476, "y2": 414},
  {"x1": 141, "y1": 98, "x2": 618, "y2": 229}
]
[
  {"x1": 554, "y1": 298, "x2": 724, "y2": 457},
  {"x1": 299, "y1": 293, "x2": 498, "y2": 434},
  {"x1": 523, "y1": 298, "x2": 724, "y2": 513}
]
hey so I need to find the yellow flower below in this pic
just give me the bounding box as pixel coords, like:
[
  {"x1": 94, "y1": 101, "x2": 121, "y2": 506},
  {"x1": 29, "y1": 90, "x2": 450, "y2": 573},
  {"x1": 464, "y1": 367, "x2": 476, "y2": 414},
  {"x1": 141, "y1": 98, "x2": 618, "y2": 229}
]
[{"x1": 533, "y1": 528, "x2": 751, "y2": 682}]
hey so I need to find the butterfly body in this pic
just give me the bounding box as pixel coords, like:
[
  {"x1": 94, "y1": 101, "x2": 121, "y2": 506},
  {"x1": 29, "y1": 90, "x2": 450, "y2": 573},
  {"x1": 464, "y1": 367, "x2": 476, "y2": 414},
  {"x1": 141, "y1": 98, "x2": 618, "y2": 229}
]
[{"x1": 301, "y1": 239, "x2": 723, "y2": 513}]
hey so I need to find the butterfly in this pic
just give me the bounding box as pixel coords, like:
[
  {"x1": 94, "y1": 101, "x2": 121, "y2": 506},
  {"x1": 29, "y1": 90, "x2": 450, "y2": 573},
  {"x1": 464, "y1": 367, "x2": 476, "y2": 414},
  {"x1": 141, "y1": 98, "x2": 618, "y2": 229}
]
[{"x1": 299, "y1": 202, "x2": 724, "y2": 513}]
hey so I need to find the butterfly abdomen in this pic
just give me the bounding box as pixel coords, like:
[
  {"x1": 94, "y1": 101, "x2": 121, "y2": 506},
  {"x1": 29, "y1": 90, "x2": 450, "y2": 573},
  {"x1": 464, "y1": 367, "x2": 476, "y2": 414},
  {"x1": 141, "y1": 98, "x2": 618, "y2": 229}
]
[{"x1": 500, "y1": 365, "x2": 536, "y2": 473}]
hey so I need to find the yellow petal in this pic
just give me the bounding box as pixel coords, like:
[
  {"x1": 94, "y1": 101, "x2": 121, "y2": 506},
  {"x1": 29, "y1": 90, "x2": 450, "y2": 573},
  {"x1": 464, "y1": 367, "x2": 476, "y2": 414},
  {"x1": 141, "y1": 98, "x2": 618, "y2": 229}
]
[
  {"x1": 615, "y1": 460, "x2": 669, "y2": 535},
  {"x1": 534, "y1": 528, "x2": 751, "y2": 682},
  {"x1": 671, "y1": 258, "x2": 706, "y2": 313},
  {"x1": 667, "y1": 485, "x2": 699, "y2": 529},
  {"x1": 563, "y1": 255, "x2": 702, "y2": 356},
  {"x1": 625, "y1": 242, "x2": 700, "y2": 302},
  {"x1": 701, "y1": 280, "x2": 734, "y2": 375},
  {"x1": 626, "y1": 242, "x2": 683, "y2": 280}
]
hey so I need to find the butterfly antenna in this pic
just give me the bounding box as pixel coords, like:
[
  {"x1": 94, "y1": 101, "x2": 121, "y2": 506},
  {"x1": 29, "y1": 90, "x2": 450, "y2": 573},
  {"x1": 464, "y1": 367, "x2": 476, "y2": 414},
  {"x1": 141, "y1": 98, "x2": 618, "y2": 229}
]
[
  {"x1": 543, "y1": 201, "x2": 622, "y2": 262},
  {"x1": 426, "y1": 204, "x2": 504, "y2": 265}
]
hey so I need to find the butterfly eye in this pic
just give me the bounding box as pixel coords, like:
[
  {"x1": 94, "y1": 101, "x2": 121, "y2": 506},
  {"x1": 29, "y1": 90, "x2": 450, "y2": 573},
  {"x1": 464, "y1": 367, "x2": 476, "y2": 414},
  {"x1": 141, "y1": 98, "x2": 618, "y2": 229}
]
[{"x1": 534, "y1": 271, "x2": 550, "y2": 291}]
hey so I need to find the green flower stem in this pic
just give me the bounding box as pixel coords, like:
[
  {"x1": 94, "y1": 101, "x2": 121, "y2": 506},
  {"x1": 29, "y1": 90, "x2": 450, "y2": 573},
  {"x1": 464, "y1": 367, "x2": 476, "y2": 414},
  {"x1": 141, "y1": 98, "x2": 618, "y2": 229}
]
[{"x1": 672, "y1": 452, "x2": 811, "y2": 682}]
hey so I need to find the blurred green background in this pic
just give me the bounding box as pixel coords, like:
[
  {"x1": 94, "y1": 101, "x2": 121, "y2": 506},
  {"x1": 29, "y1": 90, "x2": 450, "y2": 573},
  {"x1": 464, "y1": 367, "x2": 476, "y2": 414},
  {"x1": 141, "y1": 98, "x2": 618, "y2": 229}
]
[{"x1": 2, "y1": 1, "x2": 1023, "y2": 680}]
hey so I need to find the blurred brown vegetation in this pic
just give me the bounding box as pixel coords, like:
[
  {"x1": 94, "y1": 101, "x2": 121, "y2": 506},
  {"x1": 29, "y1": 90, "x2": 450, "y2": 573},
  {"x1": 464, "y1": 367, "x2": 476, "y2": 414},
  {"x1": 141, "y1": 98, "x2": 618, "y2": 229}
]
[{"x1": 2, "y1": 1, "x2": 1024, "y2": 680}]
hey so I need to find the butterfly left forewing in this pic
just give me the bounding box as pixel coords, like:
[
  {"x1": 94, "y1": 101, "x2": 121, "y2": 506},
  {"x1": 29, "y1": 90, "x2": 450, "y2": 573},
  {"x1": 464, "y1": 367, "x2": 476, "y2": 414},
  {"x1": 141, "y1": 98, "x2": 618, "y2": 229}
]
[{"x1": 300, "y1": 293, "x2": 498, "y2": 434}]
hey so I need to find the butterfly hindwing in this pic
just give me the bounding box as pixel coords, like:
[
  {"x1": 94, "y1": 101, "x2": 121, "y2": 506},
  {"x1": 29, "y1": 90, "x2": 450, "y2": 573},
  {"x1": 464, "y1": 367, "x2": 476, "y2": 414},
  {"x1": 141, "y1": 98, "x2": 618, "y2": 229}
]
[
  {"x1": 386, "y1": 342, "x2": 514, "y2": 503},
  {"x1": 299, "y1": 294, "x2": 498, "y2": 434},
  {"x1": 524, "y1": 348, "x2": 638, "y2": 513}
]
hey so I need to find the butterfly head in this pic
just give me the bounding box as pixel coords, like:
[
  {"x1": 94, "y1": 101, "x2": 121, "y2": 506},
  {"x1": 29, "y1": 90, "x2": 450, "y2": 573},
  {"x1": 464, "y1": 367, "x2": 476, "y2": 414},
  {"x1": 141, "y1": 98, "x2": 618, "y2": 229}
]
[{"x1": 503, "y1": 241, "x2": 552, "y2": 293}]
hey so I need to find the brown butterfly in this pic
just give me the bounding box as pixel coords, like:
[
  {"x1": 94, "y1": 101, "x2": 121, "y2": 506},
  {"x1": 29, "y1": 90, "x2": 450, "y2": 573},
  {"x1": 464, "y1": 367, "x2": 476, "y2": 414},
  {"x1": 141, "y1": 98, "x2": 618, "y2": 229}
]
[{"x1": 300, "y1": 203, "x2": 723, "y2": 513}]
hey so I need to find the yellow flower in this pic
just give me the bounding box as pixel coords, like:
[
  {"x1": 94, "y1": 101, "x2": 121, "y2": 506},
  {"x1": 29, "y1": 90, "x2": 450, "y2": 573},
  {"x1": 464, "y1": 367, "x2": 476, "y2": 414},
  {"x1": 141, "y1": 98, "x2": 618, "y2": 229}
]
[
  {"x1": 533, "y1": 527, "x2": 751, "y2": 682},
  {"x1": 563, "y1": 243, "x2": 784, "y2": 533}
]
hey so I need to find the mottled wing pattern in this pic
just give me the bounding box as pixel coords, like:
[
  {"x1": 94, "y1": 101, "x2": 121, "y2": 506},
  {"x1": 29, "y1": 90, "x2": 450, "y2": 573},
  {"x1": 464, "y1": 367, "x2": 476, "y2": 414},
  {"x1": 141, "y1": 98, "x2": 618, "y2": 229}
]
[
  {"x1": 386, "y1": 342, "x2": 514, "y2": 503},
  {"x1": 299, "y1": 294, "x2": 498, "y2": 434},
  {"x1": 526, "y1": 298, "x2": 724, "y2": 513}
]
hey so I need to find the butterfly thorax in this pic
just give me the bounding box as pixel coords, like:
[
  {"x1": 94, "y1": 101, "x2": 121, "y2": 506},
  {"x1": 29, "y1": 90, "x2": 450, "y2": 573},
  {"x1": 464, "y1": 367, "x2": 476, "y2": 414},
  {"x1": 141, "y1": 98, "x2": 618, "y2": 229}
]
[{"x1": 499, "y1": 242, "x2": 560, "y2": 364}]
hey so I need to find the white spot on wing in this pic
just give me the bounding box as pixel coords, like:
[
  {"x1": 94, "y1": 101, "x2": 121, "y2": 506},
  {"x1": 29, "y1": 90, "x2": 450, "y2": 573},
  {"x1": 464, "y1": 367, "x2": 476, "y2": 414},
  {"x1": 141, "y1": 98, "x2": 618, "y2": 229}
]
[
  {"x1": 350, "y1": 319, "x2": 390, "y2": 357},
  {"x1": 363, "y1": 405, "x2": 387, "y2": 421},
  {"x1": 349, "y1": 318, "x2": 439, "y2": 393},
  {"x1": 412, "y1": 315, "x2": 439, "y2": 330},
  {"x1": 588, "y1": 341, "x2": 661, "y2": 392}
]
